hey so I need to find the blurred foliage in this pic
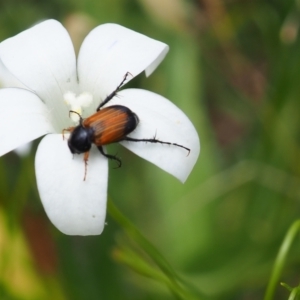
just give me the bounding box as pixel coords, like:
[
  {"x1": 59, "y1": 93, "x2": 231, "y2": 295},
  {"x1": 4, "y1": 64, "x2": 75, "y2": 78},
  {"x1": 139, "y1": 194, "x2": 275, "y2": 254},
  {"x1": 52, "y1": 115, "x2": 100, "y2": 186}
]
[{"x1": 1, "y1": 0, "x2": 300, "y2": 299}]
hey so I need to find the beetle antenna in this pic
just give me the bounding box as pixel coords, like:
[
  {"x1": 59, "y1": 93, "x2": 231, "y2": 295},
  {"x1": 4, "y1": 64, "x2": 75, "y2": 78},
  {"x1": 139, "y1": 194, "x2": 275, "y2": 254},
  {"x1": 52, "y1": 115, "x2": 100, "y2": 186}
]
[
  {"x1": 62, "y1": 127, "x2": 75, "y2": 140},
  {"x1": 69, "y1": 110, "x2": 83, "y2": 124},
  {"x1": 96, "y1": 72, "x2": 133, "y2": 111}
]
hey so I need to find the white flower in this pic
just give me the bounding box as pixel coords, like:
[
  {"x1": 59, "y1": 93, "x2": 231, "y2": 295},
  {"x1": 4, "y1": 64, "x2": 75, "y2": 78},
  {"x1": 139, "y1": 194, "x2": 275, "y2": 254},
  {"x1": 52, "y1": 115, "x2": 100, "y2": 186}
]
[{"x1": 0, "y1": 20, "x2": 200, "y2": 236}]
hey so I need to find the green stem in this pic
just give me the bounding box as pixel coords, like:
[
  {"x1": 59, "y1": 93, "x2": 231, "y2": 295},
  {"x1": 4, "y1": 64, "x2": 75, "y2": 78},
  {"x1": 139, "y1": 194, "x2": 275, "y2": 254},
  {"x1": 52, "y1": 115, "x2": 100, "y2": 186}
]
[
  {"x1": 287, "y1": 288, "x2": 299, "y2": 300},
  {"x1": 108, "y1": 199, "x2": 180, "y2": 280},
  {"x1": 107, "y1": 199, "x2": 202, "y2": 300},
  {"x1": 264, "y1": 220, "x2": 300, "y2": 300},
  {"x1": 113, "y1": 245, "x2": 192, "y2": 299}
]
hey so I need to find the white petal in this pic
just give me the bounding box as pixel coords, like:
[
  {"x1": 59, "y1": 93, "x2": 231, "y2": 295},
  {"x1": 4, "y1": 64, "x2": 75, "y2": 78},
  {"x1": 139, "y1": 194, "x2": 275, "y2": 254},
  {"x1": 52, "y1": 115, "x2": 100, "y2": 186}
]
[
  {"x1": 14, "y1": 142, "x2": 32, "y2": 157},
  {"x1": 35, "y1": 134, "x2": 108, "y2": 236},
  {"x1": 0, "y1": 58, "x2": 25, "y2": 88},
  {"x1": 109, "y1": 89, "x2": 200, "y2": 183},
  {"x1": 0, "y1": 88, "x2": 54, "y2": 156},
  {"x1": 77, "y1": 23, "x2": 169, "y2": 110},
  {"x1": 0, "y1": 20, "x2": 77, "y2": 130}
]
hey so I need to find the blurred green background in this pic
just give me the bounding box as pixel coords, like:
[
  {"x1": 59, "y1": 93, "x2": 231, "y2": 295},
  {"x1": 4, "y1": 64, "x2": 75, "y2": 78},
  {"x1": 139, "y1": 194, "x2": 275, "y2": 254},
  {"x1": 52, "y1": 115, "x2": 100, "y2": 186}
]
[{"x1": 1, "y1": 0, "x2": 300, "y2": 299}]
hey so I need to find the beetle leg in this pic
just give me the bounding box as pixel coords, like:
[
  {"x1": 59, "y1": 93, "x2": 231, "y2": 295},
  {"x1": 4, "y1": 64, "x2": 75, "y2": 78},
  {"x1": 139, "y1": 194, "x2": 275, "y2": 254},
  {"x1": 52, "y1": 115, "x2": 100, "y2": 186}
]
[
  {"x1": 62, "y1": 127, "x2": 75, "y2": 140},
  {"x1": 97, "y1": 72, "x2": 132, "y2": 111},
  {"x1": 123, "y1": 136, "x2": 191, "y2": 156},
  {"x1": 97, "y1": 146, "x2": 122, "y2": 168},
  {"x1": 83, "y1": 151, "x2": 90, "y2": 181}
]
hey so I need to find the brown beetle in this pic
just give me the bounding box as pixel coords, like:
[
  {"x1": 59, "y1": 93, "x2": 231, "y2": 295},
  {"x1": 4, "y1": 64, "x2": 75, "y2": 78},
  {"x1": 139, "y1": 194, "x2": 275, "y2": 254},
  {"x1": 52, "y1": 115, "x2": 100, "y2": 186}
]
[{"x1": 63, "y1": 73, "x2": 190, "y2": 180}]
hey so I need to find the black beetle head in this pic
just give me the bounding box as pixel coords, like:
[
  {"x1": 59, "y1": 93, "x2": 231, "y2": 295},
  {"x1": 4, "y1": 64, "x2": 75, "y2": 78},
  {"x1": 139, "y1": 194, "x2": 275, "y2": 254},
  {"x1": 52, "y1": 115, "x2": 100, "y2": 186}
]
[{"x1": 68, "y1": 125, "x2": 94, "y2": 154}]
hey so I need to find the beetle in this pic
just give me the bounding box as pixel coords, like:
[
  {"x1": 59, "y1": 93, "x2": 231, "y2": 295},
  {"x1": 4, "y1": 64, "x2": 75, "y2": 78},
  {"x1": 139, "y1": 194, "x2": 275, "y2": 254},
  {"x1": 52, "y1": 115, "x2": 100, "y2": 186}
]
[{"x1": 63, "y1": 72, "x2": 190, "y2": 180}]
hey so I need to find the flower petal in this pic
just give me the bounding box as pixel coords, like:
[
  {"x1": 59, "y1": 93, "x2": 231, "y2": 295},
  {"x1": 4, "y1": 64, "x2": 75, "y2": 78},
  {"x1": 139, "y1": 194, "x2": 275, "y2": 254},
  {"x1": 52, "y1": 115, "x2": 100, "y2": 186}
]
[
  {"x1": 0, "y1": 58, "x2": 25, "y2": 88},
  {"x1": 0, "y1": 20, "x2": 77, "y2": 130},
  {"x1": 14, "y1": 142, "x2": 32, "y2": 157},
  {"x1": 109, "y1": 89, "x2": 200, "y2": 183},
  {"x1": 35, "y1": 134, "x2": 108, "y2": 235},
  {"x1": 0, "y1": 88, "x2": 54, "y2": 156},
  {"x1": 77, "y1": 23, "x2": 169, "y2": 110}
]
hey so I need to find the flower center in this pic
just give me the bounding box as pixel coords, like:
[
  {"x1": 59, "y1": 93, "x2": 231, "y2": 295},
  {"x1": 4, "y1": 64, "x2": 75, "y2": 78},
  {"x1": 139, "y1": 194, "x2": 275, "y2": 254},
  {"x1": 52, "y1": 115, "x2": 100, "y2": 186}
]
[{"x1": 64, "y1": 91, "x2": 93, "y2": 122}]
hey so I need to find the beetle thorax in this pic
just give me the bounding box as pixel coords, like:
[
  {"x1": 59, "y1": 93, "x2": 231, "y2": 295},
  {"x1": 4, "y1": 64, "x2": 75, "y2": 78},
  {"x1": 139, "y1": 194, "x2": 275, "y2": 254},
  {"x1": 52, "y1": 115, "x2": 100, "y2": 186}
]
[{"x1": 68, "y1": 125, "x2": 94, "y2": 154}]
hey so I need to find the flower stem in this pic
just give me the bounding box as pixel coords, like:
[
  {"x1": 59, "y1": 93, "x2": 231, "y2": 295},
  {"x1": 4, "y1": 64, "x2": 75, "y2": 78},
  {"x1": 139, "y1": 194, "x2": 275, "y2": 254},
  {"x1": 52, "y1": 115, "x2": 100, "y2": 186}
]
[
  {"x1": 107, "y1": 199, "x2": 203, "y2": 300},
  {"x1": 287, "y1": 287, "x2": 300, "y2": 300},
  {"x1": 264, "y1": 220, "x2": 300, "y2": 300}
]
